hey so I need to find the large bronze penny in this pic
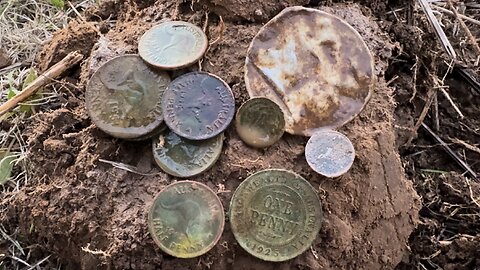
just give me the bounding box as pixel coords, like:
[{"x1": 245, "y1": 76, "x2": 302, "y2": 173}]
[
  {"x1": 138, "y1": 21, "x2": 208, "y2": 69},
  {"x1": 148, "y1": 181, "x2": 225, "y2": 258},
  {"x1": 86, "y1": 55, "x2": 170, "y2": 139},
  {"x1": 305, "y1": 130, "x2": 355, "y2": 178},
  {"x1": 245, "y1": 7, "x2": 375, "y2": 136},
  {"x1": 236, "y1": 97, "x2": 285, "y2": 148},
  {"x1": 152, "y1": 129, "x2": 224, "y2": 177},
  {"x1": 162, "y1": 72, "x2": 235, "y2": 140},
  {"x1": 230, "y1": 169, "x2": 322, "y2": 261}
]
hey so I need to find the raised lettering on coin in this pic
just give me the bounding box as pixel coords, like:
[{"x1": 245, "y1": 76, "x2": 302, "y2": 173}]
[
  {"x1": 152, "y1": 129, "x2": 224, "y2": 177},
  {"x1": 162, "y1": 72, "x2": 235, "y2": 140},
  {"x1": 230, "y1": 169, "x2": 323, "y2": 261},
  {"x1": 148, "y1": 181, "x2": 225, "y2": 258},
  {"x1": 86, "y1": 55, "x2": 170, "y2": 139}
]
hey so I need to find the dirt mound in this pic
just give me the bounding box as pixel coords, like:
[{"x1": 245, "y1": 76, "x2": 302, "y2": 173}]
[{"x1": 2, "y1": 1, "x2": 420, "y2": 269}]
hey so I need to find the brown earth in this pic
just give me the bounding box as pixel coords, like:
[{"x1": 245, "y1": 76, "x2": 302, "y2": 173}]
[{"x1": 0, "y1": 0, "x2": 425, "y2": 269}]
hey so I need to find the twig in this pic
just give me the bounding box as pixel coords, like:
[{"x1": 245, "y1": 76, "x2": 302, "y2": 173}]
[
  {"x1": 432, "y1": 4, "x2": 480, "y2": 26},
  {"x1": 421, "y1": 123, "x2": 477, "y2": 179},
  {"x1": 410, "y1": 55, "x2": 419, "y2": 102},
  {"x1": 446, "y1": 0, "x2": 480, "y2": 56},
  {"x1": 433, "y1": 92, "x2": 440, "y2": 130},
  {"x1": 417, "y1": 0, "x2": 457, "y2": 59},
  {"x1": 465, "y1": 177, "x2": 480, "y2": 209},
  {"x1": 439, "y1": 87, "x2": 464, "y2": 118},
  {"x1": 0, "y1": 51, "x2": 83, "y2": 116},
  {"x1": 407, "y1": 86, "x2": 436, "y2": 145},
  {"x1": 450, "y1": 137, "x2": 480, "y2": 155}
]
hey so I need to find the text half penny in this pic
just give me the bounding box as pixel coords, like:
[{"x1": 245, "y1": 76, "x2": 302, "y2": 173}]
[
  {"x1": 138, "y1": 21, "x2": 208, "y2": 70},
  {"x1": 162, "y1": 72, "x2": 235, "y2": 140},
  {"x1": 236, "y1": 97, "x2": 285, "y2": 148},
  {"x1": 86, "y1": 54, "x2": 170, "y2": 139},
  {"x1": 230, "y1": 169, "x2": 323, "y2": 261},
  {"x1": 148, "y1": 181, "x2": 225, "y2": 258},
  {"x1": 305, "y1": 130, "x2": 355, "y2": 178},
  {"x1": 152, "y1": 129, "x2": 224, "y2": 178},
  {"x1": 245, "y1": 7, "x2": 375, "y2": 136}
]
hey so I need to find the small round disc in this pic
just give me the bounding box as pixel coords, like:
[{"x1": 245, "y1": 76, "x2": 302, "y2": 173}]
[
  {"x1": 148, "y1": 181, "x2": 225, "y2": 258},
  {"x1": 152, "y1": 129, "x2": 224, "y2": 177},
  {"x1": 305, "y1": 130, "x2": 355, "y2": 177},
  {"x1": 86, "y1": 55, "x2": 170, "y2": 139},
  {"x1": 230, "y1": 169, "x2": 323, "y2": 262},
  {"x1": 138, "y1": 21, "x2": 208, "y2": 69},
  {"x1": 162, "y1": 72, "x2": 235, "y2": 140},
  {"x1": 235, "y1": 97, "x2": 285, "y2": 148},
  {"x1": 245, "y1": 7, "x2": 375, "y2": 136}
]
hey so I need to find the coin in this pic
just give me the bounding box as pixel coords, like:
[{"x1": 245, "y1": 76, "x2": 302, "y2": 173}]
[
  {"x1": 305, "y1": 130, "x2": 355, "y2": 177},
  {"x1": 230, "y1": 169, "x2": 322, "y2": 262},
  {"x1": 138, "y1": 21, "x2": 208, "y2": 69},
  {"x1": 162, "y1": 72, "x2": 235, "y2": 140},
  {"x1": 86, "y1": 55, "x2": 170, "y2": 139},
  {"x1": 152, "y1": 129, "x2": 224, "y2": 177},
  {"x1": 148, "y1": 181, "x2": 225, "y2": 258},
  {"x1": 236, "y1": 97, "x2": 285, "y2": 148},
  {"x1": 245, "y1": 7, "x2": 375, "y2": 136}
]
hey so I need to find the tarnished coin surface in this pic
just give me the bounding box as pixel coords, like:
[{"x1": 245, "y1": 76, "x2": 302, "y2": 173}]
[
  {"x1": 152, "y1": 129, "x2": 223, "y2": 177},
  {"x1": 245, "y1": 7, "x2": 375, "y2": 136},
  {"x1": 86, "y1": 55, "x2": 170, "y2": 139},
  {"x1": 236, "y1": 97, "x2": 285, "y2": 148},
  {"x1": 148, "y1": 181, "x2": 225, "y2": 258},
  {"x1": 230, "y1": 169, "x2": 322, "y2": 262},
  {"x1": 305, "y1": 130, "x2": 355, "y2": 177},
  {"x1": 138, "y1": 21, "x2": 208, "y2": 69},
  {"x1": 162, "y1": 72, "x2": 235, "y2": 140}
]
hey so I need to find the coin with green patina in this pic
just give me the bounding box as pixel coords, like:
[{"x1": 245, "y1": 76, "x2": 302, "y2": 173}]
[
  {"x1": 236, "y1": 97, "x2": 285, "y2": 148},
  {"x1": 148, "y1": 181, "x2": 225, "y2": 258},
  {"x1": 230, "y1": 169, "x2": 322, "y2": 262},
  {"x1": 86, "y1": 55, "x2": 170, "y2": 139},
  {"x1": 152, "y1": 129, "x2": 223, "y2": 177},
  {"x1": 305, "y1": 130, "x2": 355, "y2": 178},
  {"x1": 162, "y1": 72, "x2": 235, "y2": 140},
  {"x1": 138, "y1": 21, "x2": 208, "y2": 69}
]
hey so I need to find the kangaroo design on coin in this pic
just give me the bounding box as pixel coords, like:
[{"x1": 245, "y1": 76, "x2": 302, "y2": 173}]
[
  {"x1": 86, "y1": 55, "x2": 170, "y2": 139},
  {"x1": 162, "y1": 72, "x2": 235, "y2": 140},
  {"x1": 305, "y1": 130, "x2": 355, "y2": 177},
  {"x1": 230, "y1": 169, "x2": 323, "y2": 261},
  {"x1": 139, "y1": 21, "x2": 208, "y2": 69},
  {"x1": 148, "y1": 181, "x2": 224, "y2": 258},
  {"x1": 152, "y1": 129, "x2": 224, "y2": 177}
]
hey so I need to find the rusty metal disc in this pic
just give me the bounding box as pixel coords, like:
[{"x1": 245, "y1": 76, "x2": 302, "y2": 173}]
[
  {"x1": 305, "y1": 130, "x2": 355, "y2": 177},
  {"x1": 86, "y1": 55, "x2": 170, "y2": 139},
  {"x1": 245, "y1": 7, "x2": 375, "y2": 136},
  {"x1": 148, "y1": 181, "x2": 225, "y2": 258},
  {"x1": 230, "y1": 169, "x2": 323, "y2": 262},
  {"x1": 138, "y1": 21, "x2": 208, "y2": 70}
]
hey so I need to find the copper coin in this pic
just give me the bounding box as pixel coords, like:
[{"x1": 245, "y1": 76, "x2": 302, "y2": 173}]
[
  {"x1": 236, "y1": 97, "x2": 285, "y2": 148},
  {"x1": 86, "y1": 55, "x2": 170, "y2": 139},
  {"x1": 148, "y1": 181, "x2": 225, "y2": 258},
  {"x1": 230, "y1": 169, "x2": 323, "y2": 262},
  {"x1": 245, "y1": 7, "x2": 375, "y2": 136},
  {"x1": 162, "y1": 72, "x2": 235, "y2": 140},
  {"x1": 305, "y1": 130, "x2": 355, "y2": 177},
  {"x1": 138, "y1": 21, "x2": 208, "y2": 69},
  {"x1": 152, "y1": 129, "x2": 224, "y2": 177}
]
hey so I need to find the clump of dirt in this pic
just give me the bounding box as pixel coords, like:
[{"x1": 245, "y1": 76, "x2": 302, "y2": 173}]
[{"x1": 1, "y1": 1, "x2": 420, "y2": 269}]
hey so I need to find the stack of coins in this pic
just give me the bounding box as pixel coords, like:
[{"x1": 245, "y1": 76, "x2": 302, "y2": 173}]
[{"x1": 85, "y1": 5, "x2": 375, "y2": 263}]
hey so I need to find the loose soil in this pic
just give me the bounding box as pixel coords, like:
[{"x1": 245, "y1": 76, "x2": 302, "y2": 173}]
[{"x1": 3, "y1": 0, "x2": 479, "y2": 269}]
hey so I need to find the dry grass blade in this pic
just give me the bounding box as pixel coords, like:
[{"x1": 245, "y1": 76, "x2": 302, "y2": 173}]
[
  {"x1": 446, "y1": 0, "x2": 480, "y2": 57},
  {"x1": 432, "y1": 4, "x2": 480, "y2": 26},
  {"x1": 417, "y1": 0, "x2": 457, "y2": 59},
  {"x1": 98, "y1": 159, "x2": 163, "y2": 176}
]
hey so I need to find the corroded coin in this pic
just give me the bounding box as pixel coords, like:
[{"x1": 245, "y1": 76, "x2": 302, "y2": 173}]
[
  {"x1": 245, "y1": 7, "x2": 375, "y2": 136},
  {"x1": 138, "y1": 21, "x2": 208, "y2": 69},
  {"x1": 152, "y1": 129, "x2": 223, "y2": 177},
  {"x1": 305, "y1": 130, "x2": 355, "y2": 177},
  {"x1": 162, "y1": 72, "x2": 235, "y2": 140},
  {"x1": 236, "y1": 97, "x2": 285, "y2": 148},
  {"x1": 148, "y1": 181, "x2": 225, "y2": 258},
  {"x1": 86, "y1": 55, "x2": 170, "y2": 139},
  {"x1": 230, "y1": 169, "x2": 322, "y2": 262}
]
